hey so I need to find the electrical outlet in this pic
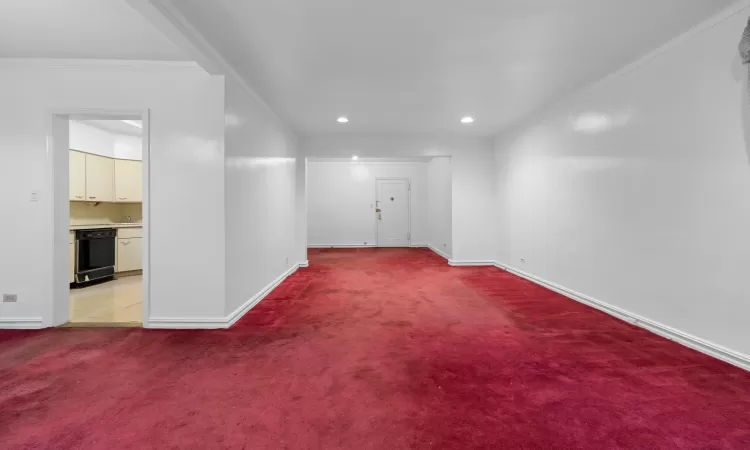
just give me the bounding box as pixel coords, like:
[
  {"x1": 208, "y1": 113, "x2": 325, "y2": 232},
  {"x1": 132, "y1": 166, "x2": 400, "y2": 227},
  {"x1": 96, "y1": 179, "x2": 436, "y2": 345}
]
[
  {"x1": 3, "y1": 294, "x2": 18, "y2": 303},
  {"x1": 364, "y1": 242, "x2": 367, "y2": 245},
  {"x1": 520, "y1": 258, "x2": 526, "y2": 264}
]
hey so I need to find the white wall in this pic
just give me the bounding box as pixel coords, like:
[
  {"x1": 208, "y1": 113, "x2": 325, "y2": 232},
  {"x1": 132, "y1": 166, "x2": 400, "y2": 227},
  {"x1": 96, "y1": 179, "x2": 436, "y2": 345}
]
[
  {"x1": 224, "y1": 77, "x2": 301, "y2": 316},
  {"x1": 70, "y1": 121, "x2": 114, "y2": 157},
  {"x1": 113, "y1": 134, "x2": 142, "y2": 160},
  {"x1": 307, "y1": 161, "x2": 429, "y2": 247},
  {"x1": 69, "y1": 121, "x2": 143, "y2": 160},
  {"x1": 493, "y1": 8, "x2": 750, "y2": 357},
  {"x1": 427, "y1": 157, "x2": 452, "y2": 257},
  {"x1": 0, "y1": 61, "x2": 226, "y2": 325},
  {"x1": 301, "y1": 135, "x2": 495, "y2": 262}
]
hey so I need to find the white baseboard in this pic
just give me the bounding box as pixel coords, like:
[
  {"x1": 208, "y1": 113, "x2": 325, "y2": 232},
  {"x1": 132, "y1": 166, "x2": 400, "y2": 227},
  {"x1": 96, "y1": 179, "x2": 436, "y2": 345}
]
[
  {"x1": 0, "y1": 317, "x2": 45, "y2": 329},
  {"x1": 448, "y1": 259, "x2": 495, "y2": 267},
  {"x1": 299, "y1": 260, "x2": 309, "y2": 268},
  {"x1": 426, "y1": 244, "x2": 450, "y2": 261},
  {"x1": 496, "y1": 262, "x2": 750, "y2": 371},
  {"x1": 308, "y1": 244, "x2": 377, "y2": 248},
  {"x1": 144, "y1": 317, "x2": 228, "y2": 329},
  {"x1": 224, "y1": 263, "x2": 300, "y2": 328},
  {"x1": 147, "y1": 263, "x2": 302, "y2": 329}
]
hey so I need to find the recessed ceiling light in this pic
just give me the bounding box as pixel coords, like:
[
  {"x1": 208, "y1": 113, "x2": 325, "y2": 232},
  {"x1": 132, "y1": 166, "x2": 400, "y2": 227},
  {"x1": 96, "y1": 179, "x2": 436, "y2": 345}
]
[
  {"x1": 461, "y1": 116, "x2": 475, "y2": 124},
  {"x1": 337, "y1": 116, "x2": 349, "y2": 123},
  {"x1": 352, "y1": 155, "x2": 359, "y2": 161}
]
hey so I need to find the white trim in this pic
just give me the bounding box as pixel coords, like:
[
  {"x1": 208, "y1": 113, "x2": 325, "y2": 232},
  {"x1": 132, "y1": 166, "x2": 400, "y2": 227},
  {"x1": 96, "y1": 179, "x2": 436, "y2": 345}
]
[
  {"x1": 500, "y1": 0, "x2": 750, "y2": 136},
  {"x1": 143, "y1": 317, "x2": 228, "y2": 329},
  {"x1": 299, "y1": 260, "x2": 309, "y2": 268},
  {"x1": 125, "y1": 0, "x2": 223, "y2": 75},
  {"x1": 47, "y1": 108, "x2": 151, "y2": 328},
  {"x1": 448, "y1": 259, "x2": 495, "y2": 267},
  {"x1": 591, "y1": 0, "x2": 750, "y2": 91},
  {"x1": 496, "y1": 262, "x2": 750, "y2": 372},
  {"x1": 308, "y1": 158, "x2": 432, "y2": 163},
  {"x1": 224, "y1": 264, "x2": 299, "y2": 328},
  {"x1": 147, "y1": 263, "x2": 301, "y2": 329},
  {"x1": 127, "y1": 0, "x2": 295, "y2": 139},
  {"x1": 0, "y1": 318, "x2": 45, "y2": 329},
  {"x1": 0, "y1": 58, "x2": 202, "y2": 71},
  {"x1": 427, "y1": 244, "x2": 450, "y2": 261},
  {"x1": 308, "y1": 244, "x2": 377, "y2": 248},
  {"x1": 141, "y1": 109, "x2": 152, "y2": 326}
]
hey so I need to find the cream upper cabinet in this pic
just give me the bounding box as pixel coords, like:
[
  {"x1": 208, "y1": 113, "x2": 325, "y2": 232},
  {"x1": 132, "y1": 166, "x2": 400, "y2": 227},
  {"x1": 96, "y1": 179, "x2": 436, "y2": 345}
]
[
  {"x1": 69, "y1": 151, "x2": 87, "y2": 201},
  {"x1": 85, "y1": 153, "x2": 114, "y2": 202},
  {"x1": 117, "y1": 237, "x2": 142, "y2": 272},
  {"x1": 114, "y1": 159, "x2": 142, "y2": 203}
]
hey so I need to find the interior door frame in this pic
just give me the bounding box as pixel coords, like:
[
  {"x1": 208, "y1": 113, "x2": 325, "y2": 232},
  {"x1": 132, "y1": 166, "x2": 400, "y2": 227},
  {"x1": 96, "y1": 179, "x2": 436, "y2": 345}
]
[
  {"x1": 46, "y1": 107, "x2": 151, "y2": 327},
  {"x1": 374, "y1": 177, "x2": 411, "y2": 247}
]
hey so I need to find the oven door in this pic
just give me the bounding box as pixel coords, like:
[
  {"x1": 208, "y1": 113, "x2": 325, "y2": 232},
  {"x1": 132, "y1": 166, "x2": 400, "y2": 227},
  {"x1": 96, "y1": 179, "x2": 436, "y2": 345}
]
[{"x1": 76, "y1": 229, "x2": 116, "y2": 281}]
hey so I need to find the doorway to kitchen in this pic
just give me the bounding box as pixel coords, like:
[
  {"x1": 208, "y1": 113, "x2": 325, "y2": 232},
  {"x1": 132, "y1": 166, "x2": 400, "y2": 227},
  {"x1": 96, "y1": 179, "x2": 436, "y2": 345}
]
[{"x1": 48, "y1": 109, "x2": 150, "y2": 328}]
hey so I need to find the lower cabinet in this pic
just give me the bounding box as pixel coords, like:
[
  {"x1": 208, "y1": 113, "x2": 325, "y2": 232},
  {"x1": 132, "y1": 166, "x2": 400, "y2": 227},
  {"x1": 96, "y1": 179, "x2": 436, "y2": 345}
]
[{"x1": 117, "y1": 237, "x2": 142, "y2": 272}]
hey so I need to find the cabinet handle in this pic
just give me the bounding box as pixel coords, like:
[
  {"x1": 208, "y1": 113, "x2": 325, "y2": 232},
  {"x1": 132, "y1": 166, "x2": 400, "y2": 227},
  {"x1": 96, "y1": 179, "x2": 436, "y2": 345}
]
[
  {"x1": 118, "y1": 197, "x2": 127, "y2": 200},
  {"x1": 88, "y1": 196, "x2": 96, "y2": 199},
  {"x1": 75, "y1": 196, "x2": 83, "y2": 199},
  {"x1": 120, "y1": 241, "x2": 130, "y2": 245}
]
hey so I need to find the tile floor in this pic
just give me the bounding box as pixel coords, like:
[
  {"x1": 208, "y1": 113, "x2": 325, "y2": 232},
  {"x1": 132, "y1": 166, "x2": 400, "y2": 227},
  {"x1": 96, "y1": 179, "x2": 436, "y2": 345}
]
[{"x1": 69, "y1": 275, "x2": 142, "y2": 325}]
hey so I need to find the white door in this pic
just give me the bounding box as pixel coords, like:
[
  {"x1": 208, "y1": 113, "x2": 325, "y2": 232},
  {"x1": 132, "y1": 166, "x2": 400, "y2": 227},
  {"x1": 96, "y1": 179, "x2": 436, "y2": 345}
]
[{"x1": 376, "y1": 178, "x2": 410, "y2": 247}]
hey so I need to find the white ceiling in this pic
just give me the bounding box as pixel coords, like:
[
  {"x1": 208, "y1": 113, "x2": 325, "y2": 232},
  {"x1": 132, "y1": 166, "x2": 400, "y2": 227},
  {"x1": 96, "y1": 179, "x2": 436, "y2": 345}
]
[
  {"x1": 174, "y1": 0, "x2": 734, "y2": 136},
  {"x1": 77, "y1": 120, "x2": 142, "y2": 137},
  {"x1": 0, "y1": 0, "x2": 186, "y2": 60}
]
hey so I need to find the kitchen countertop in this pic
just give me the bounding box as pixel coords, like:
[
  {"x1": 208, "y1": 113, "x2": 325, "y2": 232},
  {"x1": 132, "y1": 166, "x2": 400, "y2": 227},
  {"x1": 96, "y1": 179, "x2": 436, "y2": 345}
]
[{"x1": 70, "y1": 223, "x2": 143, "y2": 231}]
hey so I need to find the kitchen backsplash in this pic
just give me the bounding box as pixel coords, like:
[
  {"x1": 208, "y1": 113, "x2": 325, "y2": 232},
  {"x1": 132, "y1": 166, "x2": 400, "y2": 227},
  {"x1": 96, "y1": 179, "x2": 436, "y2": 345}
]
[{"x1": 70, "y1": 202, "x2": 142, "y2": 225}]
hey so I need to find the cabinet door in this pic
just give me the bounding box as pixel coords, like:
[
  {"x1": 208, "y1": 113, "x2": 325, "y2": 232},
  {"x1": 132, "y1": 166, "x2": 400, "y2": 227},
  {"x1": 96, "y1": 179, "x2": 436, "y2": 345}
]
[
  {"x1": 117, "y1": 238, "x2": 142, "y2": 272},
  {"x1": 69, "y1": 151, "x2": 86, "y2": 201},
  {"x1": 85, "y1": 154, "x2": 114, "y2": 202},
  {"x1": 114, "y1": 159, "x2": 142, "y2": 202}
]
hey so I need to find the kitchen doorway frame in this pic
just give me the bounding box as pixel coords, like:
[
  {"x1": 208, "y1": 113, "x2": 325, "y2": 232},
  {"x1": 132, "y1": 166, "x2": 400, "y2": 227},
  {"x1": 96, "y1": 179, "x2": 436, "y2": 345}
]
[{"x1": 46, "y1": 108, "x2": 151, "y2": 327}]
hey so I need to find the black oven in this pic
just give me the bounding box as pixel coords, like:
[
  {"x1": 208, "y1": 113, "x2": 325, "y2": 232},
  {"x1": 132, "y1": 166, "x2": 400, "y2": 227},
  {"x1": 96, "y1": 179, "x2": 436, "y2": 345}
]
[{"x1": 75, "y1": 229, "x2": 116, "y2": 283}]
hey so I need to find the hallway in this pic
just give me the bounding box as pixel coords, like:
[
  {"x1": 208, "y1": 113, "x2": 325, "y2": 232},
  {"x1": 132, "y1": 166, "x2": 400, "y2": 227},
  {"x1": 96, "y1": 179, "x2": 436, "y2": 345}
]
[{"x1": 1, "y1": 248, "x2": 749, "y2": 449}]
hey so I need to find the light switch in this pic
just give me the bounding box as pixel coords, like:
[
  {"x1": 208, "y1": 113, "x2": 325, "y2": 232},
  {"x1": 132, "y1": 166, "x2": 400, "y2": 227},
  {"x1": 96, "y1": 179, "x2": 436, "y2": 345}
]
[{"x1": 30, "y1": 191, "x2": 39, "y2": 202}]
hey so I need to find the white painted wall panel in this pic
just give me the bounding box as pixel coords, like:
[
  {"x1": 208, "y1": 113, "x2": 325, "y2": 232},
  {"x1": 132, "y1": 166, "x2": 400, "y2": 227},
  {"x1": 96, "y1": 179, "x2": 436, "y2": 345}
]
[
  {"x1": 493, "y1": 9, "x2": 750, "y2": 356},
  {"x1": 427, "y1": 157, "x2": 452, "y2": 257},
  {"x1": 224, "y1": 78, "x2": 300, "y2": 316},
  {"x1": 0, "y1": 63, "x2": 225, "y2": 324},
  {"x1": 307, "y1": 161, "x2": 428, "y2": 247}
]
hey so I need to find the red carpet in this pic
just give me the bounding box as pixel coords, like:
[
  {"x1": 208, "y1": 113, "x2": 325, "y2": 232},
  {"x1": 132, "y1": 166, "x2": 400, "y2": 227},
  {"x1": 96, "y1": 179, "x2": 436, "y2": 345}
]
[{"x1": 1, "y1": 248, "x2": 749, "y2": 449}]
